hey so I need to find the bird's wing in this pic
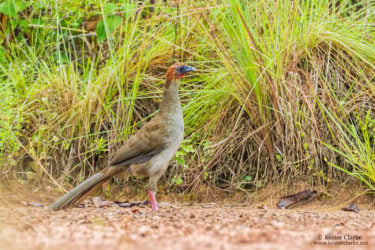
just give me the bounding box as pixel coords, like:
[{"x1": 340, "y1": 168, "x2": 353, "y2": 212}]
[{"x1": 109, "y1": 116, "x2": 167, "y2": 166}]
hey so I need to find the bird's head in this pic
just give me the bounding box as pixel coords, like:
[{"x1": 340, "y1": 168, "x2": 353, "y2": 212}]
[{"x1": 166, "y1": 63, "x2": 196, "y2": 86}]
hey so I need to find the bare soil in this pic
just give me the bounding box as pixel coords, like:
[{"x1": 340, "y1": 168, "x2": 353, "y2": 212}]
[{"x1": 0, "y1": 194, "x2": 374, "y2": 250}]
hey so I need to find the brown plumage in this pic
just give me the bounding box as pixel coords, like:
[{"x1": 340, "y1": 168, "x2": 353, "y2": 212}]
[{"x1": 49, "y1": 63, "x2": 196, "y2": 211}]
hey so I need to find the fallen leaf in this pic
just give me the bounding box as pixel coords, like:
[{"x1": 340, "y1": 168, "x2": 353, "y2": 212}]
[
  {"x1": 115, "y1": 201, "x2": 150, "y2": 208},
  {"x1": 342, "y1": 202, "x2": 360, "y2": 213},
  {"x1": 92, "y1": 196, "x2": 114, "y2": 208},
  {"x1": 276, "y1": 190, "x2": 317, "y2": 209},
  {"x1": 257, "y1": 205, "x2": 268, "y2": 210},
  {"x1": 20, "y1": 201, "x2": 43, "y2": 208},
  {"x1": 131, "y1": 208, "x2": 144, "y2": 214}
]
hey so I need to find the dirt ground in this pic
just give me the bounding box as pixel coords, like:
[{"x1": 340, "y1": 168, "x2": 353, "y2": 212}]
[{"x1": 0, "y1": 186, "x2": 374, "y2": 250}]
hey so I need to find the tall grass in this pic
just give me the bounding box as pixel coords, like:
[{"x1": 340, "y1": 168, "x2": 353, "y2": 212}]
[
  {"x1": 179, "y1": 0, "x2": 375, "y2": 191},
  {"x1": 319, "y1": 104, "x2": 374, "y2": 191},
  {"x1": 0, "y1": 0, "x2": 374, "y2": 193}
]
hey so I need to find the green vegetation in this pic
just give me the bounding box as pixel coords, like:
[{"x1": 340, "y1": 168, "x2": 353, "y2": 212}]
[{"x1": 0, "y1": 0, "x2": 374, "y2": 193}]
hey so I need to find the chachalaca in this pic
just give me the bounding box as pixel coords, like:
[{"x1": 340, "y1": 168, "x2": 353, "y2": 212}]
[{"x1": 50, "y1": 63, "x2": 196, "y2": 211}]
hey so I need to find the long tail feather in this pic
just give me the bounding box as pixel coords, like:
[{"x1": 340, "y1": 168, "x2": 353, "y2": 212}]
[{"x1": 49, "y1": 167, "x2": 117, "y2": 210}]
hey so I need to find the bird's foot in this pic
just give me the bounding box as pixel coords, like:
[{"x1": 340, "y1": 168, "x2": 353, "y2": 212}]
[{"x1": 147, "y1": 189, "x2": 158, "y2": 212}]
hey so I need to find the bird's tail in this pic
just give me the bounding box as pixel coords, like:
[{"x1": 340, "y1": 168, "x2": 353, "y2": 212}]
[{"x1": 49, "y1": 167, "x2": 120, "y2": 210}]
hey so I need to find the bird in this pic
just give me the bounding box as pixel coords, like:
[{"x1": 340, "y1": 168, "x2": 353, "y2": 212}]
[{"x1": 49, "y1": 63, "x2": 196, "y2": 211}]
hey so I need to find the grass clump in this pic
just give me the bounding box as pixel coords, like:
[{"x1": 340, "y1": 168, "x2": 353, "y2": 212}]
[{"x1": 0, "y1": 0, "x2": 374, "y2": 194}]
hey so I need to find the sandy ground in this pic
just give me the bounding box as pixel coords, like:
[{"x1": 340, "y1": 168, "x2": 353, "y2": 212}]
[{"x1": 0, "y1": 193, "x2": 374, "y2": 250}]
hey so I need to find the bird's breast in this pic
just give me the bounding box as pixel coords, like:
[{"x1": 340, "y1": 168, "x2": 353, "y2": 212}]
[{"x1": 163, "y1": 114, "x2": 184, "y2": 145}]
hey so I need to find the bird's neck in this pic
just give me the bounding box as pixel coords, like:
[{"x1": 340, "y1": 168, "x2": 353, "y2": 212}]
[{"x1": 159, "y1": 81, "x2": 181, "y2": 116}]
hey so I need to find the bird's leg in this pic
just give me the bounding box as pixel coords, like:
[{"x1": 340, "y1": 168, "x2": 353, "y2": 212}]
[{"x1": 147, "y1": 189, "x2": 158, "y2": 211}]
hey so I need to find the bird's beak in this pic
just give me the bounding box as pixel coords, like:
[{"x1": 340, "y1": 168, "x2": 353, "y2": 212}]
[{"x1": 181, "y1": 66, "x2": 196, "y2": 73}]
